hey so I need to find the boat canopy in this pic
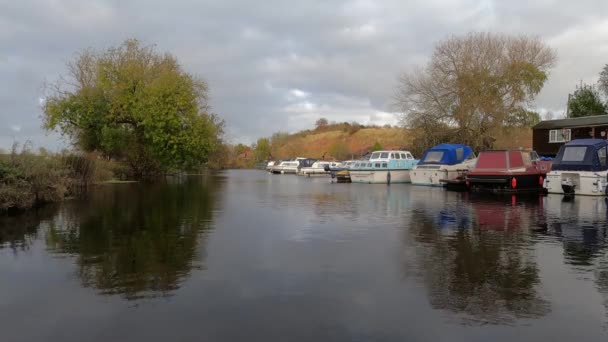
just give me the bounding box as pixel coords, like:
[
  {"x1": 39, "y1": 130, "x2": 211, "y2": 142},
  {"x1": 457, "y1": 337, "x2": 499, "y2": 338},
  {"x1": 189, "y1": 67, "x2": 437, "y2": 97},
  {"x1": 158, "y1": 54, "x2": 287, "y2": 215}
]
[
  {"x1": 551, "y1": 139, "x2": 608, "y2": 171},
  {"x1": 418, "y1": 144, "x2": 474, "y2": 165}
]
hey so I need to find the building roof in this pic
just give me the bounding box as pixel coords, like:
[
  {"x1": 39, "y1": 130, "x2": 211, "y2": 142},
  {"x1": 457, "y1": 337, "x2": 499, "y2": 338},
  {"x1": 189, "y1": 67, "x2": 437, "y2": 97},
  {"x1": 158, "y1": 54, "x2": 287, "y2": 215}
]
[{"x1": 533, "y1": 114, "x2": 608, "y2": 129}]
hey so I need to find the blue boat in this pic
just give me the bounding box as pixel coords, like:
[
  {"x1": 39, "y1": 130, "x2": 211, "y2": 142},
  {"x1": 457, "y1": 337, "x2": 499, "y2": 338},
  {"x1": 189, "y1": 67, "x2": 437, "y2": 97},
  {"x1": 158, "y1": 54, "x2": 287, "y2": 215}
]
[
  {"x1": 544, "y1": 139, "x2": 608, "y2": 196},
  {"x1": 411, "y1": 144, "x2": 476, "y2": 186}
]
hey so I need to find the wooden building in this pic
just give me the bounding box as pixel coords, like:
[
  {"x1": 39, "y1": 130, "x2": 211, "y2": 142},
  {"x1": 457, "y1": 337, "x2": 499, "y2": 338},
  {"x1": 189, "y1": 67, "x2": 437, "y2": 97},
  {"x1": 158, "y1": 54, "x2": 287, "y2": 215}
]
[{"x1": 532, "y1": 114, "x2": 608, "y2": 157}]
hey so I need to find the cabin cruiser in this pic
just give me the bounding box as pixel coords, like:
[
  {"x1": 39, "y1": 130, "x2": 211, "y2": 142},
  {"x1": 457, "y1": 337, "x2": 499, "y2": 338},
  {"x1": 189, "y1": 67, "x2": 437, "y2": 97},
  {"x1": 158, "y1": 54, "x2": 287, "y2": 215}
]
[
  {"x1": 411, "y1": 144, "x2": 476, "y2": 186},
  {"x1": 300, "y1": 161, "x2": 343, "y2": 176},
  {"x1": 543, "y1": 139, "x2": 608, "y2": 196},
  {"x1": 270, "y1": 160, "x2": 300, "y2": 174},
  {"x1": 465, "y1": 150, "x2": 548, "y2": 193},
  {"x1": 349, "y1": 150, "x2": 419, "y2": 184},
  {"x1": 265, "y1": 160, "x2": 276, "y2": 171}
]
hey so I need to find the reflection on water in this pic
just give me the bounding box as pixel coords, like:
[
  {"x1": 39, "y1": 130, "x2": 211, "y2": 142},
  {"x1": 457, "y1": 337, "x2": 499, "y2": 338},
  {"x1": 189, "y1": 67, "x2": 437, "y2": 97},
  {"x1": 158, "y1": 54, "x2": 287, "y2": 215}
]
[
  {"x1": 2, "y1": 171, "x2": 608, "y2": 341},
  {"x1": 3, "y1": 175, "x2": 223, "y2": 300},
  {"x1": 405, "y1": 189, "x2": 550, "y2": 324}
]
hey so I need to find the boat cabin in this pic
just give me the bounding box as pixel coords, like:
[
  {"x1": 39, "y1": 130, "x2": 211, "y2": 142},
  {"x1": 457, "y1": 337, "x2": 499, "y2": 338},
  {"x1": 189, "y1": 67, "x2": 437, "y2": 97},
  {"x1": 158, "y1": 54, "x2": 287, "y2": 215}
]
[
  {"x1": 532, "y1": 114, "x2": 608, "y2": 157},
  {"x1": 368, "y1": 150, "x2": 415, "y2": 162},
  {"x1": 550, "y1": 139, "x2": 608, "y2": 172},
  {"x1": 472, "y1": 150, "x2": 535, "y2": 171},
  {"x1": 417, "y1": 144, "x2": 474, "y2": 166}
]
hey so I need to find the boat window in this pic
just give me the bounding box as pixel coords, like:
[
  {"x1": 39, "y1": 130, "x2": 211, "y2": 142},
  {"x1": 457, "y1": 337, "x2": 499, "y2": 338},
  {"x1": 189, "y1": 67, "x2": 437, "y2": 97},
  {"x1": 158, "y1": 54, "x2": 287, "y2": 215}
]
[
  {"x1": 406, "y1": 153, "x2": 414, "y2": 159},
  {"x1": 374, "y1": 162, "x2": 381, "y2": 168},
  {"x1": 421, "y1": 151, "x2": 444, "y2": 163},
  {"x1": 355, "y1": 163, "x2": 361, "y2": 168},
  {"x1": 562, "y1": 146, "x2": 587, "y2": 162},
  {"x1": 381, "y1": 162, "x2": 387, "y2": 168},
  {"x1": 599, "y1": 148, "x2": 607, "y2": 168},
  {"x1": 371, "y1": 152, "x2": 380, "y2": 159},
  {"x1": 400, "y1": 153, "x2": 407, "y2": 159},
  {"x1": 367, "y1": 163, "x2": 372, "y2": 167},
  {"x1": 394, "y1": 153, "x2": 401, "y2": 159},
  {"x1": 380, "y1": 152, "x2": 389, "y2": 159},
  {"x1": 390, "y1": 153, "x2": 395, "y2": 159}
]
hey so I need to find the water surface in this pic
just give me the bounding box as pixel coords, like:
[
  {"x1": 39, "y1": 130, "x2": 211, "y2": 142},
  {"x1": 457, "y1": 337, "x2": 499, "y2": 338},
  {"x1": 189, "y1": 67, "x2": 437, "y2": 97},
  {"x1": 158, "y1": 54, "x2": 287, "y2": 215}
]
[{"x1": 1, "y1": 170, "x2": 608, "y2": 341}]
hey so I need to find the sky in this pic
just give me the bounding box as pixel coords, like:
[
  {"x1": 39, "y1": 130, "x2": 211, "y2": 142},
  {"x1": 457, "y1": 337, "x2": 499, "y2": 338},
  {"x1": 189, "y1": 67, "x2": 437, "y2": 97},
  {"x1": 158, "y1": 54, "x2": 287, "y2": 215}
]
[{"x1": 1, "y1": 0, "x2": 608, "y2": 149}]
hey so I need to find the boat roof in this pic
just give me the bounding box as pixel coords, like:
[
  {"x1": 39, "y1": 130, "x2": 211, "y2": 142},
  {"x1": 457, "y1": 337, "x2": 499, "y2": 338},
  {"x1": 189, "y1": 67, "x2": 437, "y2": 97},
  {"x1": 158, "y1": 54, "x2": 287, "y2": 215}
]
[
  {"x1": 551, "y1": 139, "x2": 608, "y2": 171},
  {"x1": 371, "y1": 150, "x2": 412, "y2": 154},
  {"x1": 473, "y1": 150, "x2": 532, "y2": 170},
  {"x1": 419, "y1": 144, "x2": 474, "y2": 165}
]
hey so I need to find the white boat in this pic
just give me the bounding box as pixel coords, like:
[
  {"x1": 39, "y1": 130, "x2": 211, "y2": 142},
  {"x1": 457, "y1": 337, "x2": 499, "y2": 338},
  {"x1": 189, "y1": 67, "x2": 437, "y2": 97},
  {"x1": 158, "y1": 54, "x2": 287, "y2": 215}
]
[
  {"x1": 300, "y1": 161, "x2": 343, "y2": 176},
  {"x1": 544, "y1": 139, "x2": 608, "y2": 196},
  {"x1": 270, "y1": 160, "x2": 300, "y2": 174},
  {"x1": 265, "y1": 161, "x2": 276, "y2": 171},
  {"x1": 411, "y1": 144, "x2": 476, "y2": 186},
  {"x1": 349, "y1": 150, "x2": 419, "y2": 184}
]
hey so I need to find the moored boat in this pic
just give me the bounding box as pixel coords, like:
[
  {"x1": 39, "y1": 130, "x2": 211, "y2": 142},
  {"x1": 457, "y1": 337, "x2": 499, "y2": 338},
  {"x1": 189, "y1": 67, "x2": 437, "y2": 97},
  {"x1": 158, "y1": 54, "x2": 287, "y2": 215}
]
[
  {"x1": 300, "y1": 161, "x2": 343, "y2": 176},
  {"x1": 543, "y1": 139, "x2": 608, "y2": 196},
  {"x1": 411, "y1": 144, "x2": 476, "y2": 186},
  {"x1": 466, "y1": 150, "x2": 548, "y2": 193},
  {"x1": 349, "y1": 150, "x2": 418, "y2": 184},
  {"x1": 270, "y1": 160, "x2": 300, "y2": 174}
]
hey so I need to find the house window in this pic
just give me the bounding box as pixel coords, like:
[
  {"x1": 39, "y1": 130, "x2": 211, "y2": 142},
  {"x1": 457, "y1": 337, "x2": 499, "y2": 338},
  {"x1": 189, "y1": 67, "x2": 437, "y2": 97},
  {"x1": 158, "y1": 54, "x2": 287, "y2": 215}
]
[{"x1": 549, "y1": 129, "x2": 571, "y2": 143}]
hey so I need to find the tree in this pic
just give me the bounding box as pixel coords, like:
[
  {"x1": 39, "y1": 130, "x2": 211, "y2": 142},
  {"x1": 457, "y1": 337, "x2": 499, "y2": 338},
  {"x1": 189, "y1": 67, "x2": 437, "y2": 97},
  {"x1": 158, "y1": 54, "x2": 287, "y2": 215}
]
[
  {"x1": 395, "y1": 32, "x2": 556, "y2": 152},
  {"x1": 599, "y1": 64, "x2": 608, "y2": 98},
  {"x1": 43, "y1": 39, "x2": 223, "y2": 178},
  {"x1": 315, "y1": 117, "x2": 329, "y2": 129},
  {"x1": 253, "y1": 138, "x2": 271, "y2": 162},
  {"x1": 372, "y1": 141, "x2": 383, "y2": 151},
  {"x1": 568, "y1": 84, "x2": 607, "y2": 118}
]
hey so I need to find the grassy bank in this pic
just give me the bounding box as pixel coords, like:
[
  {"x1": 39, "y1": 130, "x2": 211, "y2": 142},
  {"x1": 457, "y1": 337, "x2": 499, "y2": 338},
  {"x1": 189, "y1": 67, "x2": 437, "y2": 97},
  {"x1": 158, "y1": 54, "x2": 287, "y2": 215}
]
[{"x1": 0, "y1": 146, "x2": 117, "y2": 213}]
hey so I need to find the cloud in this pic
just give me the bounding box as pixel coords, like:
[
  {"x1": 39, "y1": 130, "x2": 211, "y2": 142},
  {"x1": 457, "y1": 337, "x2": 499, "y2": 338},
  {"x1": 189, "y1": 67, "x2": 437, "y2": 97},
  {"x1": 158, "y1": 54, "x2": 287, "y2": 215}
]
[
  {"x1": 10, "y1": 125, "x2": 21, "y2": 132},
  {"x1": 2, "y1": 0, "x2": 608, "y2": 147}
]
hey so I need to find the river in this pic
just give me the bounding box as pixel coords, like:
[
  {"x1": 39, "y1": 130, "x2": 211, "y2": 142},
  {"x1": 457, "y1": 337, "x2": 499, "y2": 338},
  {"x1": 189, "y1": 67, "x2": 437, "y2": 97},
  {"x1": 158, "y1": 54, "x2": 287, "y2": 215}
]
[{"x1": 1, "y1": 170, "x2": 608, "y2": 341}]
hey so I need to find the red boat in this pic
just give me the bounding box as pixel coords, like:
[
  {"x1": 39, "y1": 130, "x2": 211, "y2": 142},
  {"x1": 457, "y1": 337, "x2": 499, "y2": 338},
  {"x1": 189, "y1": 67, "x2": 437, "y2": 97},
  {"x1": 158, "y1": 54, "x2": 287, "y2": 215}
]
[{"x1": 466, "y1": 150, "x2": 550, "y2": 193}]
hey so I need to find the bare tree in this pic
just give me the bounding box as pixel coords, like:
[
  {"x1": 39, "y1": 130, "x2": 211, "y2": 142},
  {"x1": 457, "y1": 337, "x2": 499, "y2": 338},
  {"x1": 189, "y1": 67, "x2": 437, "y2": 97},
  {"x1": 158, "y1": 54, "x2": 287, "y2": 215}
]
[{"x1": 395, "y1": 32, "x2": 556, "y2": 151}]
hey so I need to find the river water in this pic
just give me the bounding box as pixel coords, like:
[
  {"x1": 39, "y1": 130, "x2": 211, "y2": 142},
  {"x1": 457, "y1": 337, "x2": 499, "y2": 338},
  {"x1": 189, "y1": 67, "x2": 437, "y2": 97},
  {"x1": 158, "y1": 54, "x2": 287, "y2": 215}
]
[{"x1": 1, "y1": 170, "x2": 608, "y2": 341}]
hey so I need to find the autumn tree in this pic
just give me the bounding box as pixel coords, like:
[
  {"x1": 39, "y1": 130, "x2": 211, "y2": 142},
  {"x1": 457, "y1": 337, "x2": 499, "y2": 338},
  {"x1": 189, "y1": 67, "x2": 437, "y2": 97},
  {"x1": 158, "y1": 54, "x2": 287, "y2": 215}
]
[
  {"x1": 568, "y1": 84, "x2": 607, "y2": 117},
  {"x1": 395, "y1": 32, "x2": 556, "y2": 151},
  {"x1": 599, "y1": 64, "x2": 608, "y2": 98},
  {"x1": 43, "y1": 39, "x2": 223, "y2": 178},
  {"x1": 315, "y1": 117, "x2": 329, "y2": 129}
]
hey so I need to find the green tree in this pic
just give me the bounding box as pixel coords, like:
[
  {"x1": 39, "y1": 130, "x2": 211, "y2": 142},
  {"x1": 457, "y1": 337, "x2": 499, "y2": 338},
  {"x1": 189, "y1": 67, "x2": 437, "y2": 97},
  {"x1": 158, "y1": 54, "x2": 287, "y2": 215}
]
[
  {"x1": 372, "y1": 141, "x2": 383, "y2": 151},
  {"x1": 395, "y1": 32, "x2": 556, "y2": 152},
  {"x1": 568, "y1": 84, "x2": 607, "y2": 117},
  {"x1": 43, "y1": 39, "x2": 223, "y2": 178},
  {"x1": 253, "y1": 138, "x2": 271, "y2": 161}
]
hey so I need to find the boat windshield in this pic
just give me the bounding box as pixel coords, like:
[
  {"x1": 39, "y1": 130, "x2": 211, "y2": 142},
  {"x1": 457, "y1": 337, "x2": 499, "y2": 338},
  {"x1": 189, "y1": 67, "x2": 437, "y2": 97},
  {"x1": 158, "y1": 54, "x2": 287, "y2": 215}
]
[
  {"x1": 370, "y1": 152, "x2": 380, "y2": 159},
  {"x1": 562, "y1": 146, "x2": 587, "y2": 162},
  {"x1": 380, "y1": 152, "x2": 389, "y2": 159},
  {"x1": 421, "y1": 151, "x2": 444, "y2": 163}
]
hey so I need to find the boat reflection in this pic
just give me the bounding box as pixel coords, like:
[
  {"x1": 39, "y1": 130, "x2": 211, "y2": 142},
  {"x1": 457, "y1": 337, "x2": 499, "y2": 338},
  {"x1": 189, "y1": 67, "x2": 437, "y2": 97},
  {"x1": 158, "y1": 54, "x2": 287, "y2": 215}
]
[
  {"x1": 404, "y1": 191, "x2": 550, "y2": 324},
  {"x1": 44, "y1": 175, "x2": 224, "y2": 300}
]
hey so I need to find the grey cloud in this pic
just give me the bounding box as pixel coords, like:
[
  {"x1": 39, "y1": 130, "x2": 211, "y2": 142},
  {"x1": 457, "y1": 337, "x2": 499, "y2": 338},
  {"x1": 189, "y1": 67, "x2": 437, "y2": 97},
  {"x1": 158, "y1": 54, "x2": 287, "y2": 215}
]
[{"x1": 1, "y1": 0, "x2": 608, "y2": 148}]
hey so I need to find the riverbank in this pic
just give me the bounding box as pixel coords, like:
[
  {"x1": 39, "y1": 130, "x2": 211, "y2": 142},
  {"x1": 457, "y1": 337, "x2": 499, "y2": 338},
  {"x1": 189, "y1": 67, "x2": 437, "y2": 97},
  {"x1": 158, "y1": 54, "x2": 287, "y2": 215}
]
[{"x1": 0, "y1": 149, "x2": 116, "y2": 213}]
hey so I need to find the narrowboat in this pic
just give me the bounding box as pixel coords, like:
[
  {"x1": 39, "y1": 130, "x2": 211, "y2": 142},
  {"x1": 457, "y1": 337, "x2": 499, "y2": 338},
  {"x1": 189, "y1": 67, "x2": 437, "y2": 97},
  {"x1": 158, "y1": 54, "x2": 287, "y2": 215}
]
[
  {"x1": 349, "y1": 150, "x2": 418, "y2": 184},
  {"x1": 543, "y1": 139, "x2": 608, "y2": 196},
  {"x1": 411, "y1": 144, "x2": 476, "y2": 186},
  {"x1": 465, "y1": 150, "x2": 548, "y2": 193}
]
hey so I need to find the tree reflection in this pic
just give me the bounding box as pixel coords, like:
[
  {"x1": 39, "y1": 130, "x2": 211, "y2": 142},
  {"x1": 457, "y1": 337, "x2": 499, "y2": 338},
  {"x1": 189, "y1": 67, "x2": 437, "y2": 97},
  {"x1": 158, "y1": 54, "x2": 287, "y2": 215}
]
[
  {"x1": 405, "y1": 195, "x2": 549, "y2": 324},
  {"x1": 0, "y1": 204, "x2": 59, "y2": 254},
  {"x1": 45, "y1": 175, "x2": 223, "y2": 300}
]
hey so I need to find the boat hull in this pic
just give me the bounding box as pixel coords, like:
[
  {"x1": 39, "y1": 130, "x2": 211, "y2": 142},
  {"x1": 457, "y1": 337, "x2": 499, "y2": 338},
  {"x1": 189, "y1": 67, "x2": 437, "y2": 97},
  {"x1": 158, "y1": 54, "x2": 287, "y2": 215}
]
[
  {"x1": 411, "y1": 168, "x2": 467, "y2": 187},
  {"x1": 349, "y1": 169, "x2": 411, "y2": 184},
  {"x1": 544, "y1": 171, "x2": 608, "y2": 196},
  {"x1": 467, "y1": 173, "x2": 545, "y2": 193}
]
